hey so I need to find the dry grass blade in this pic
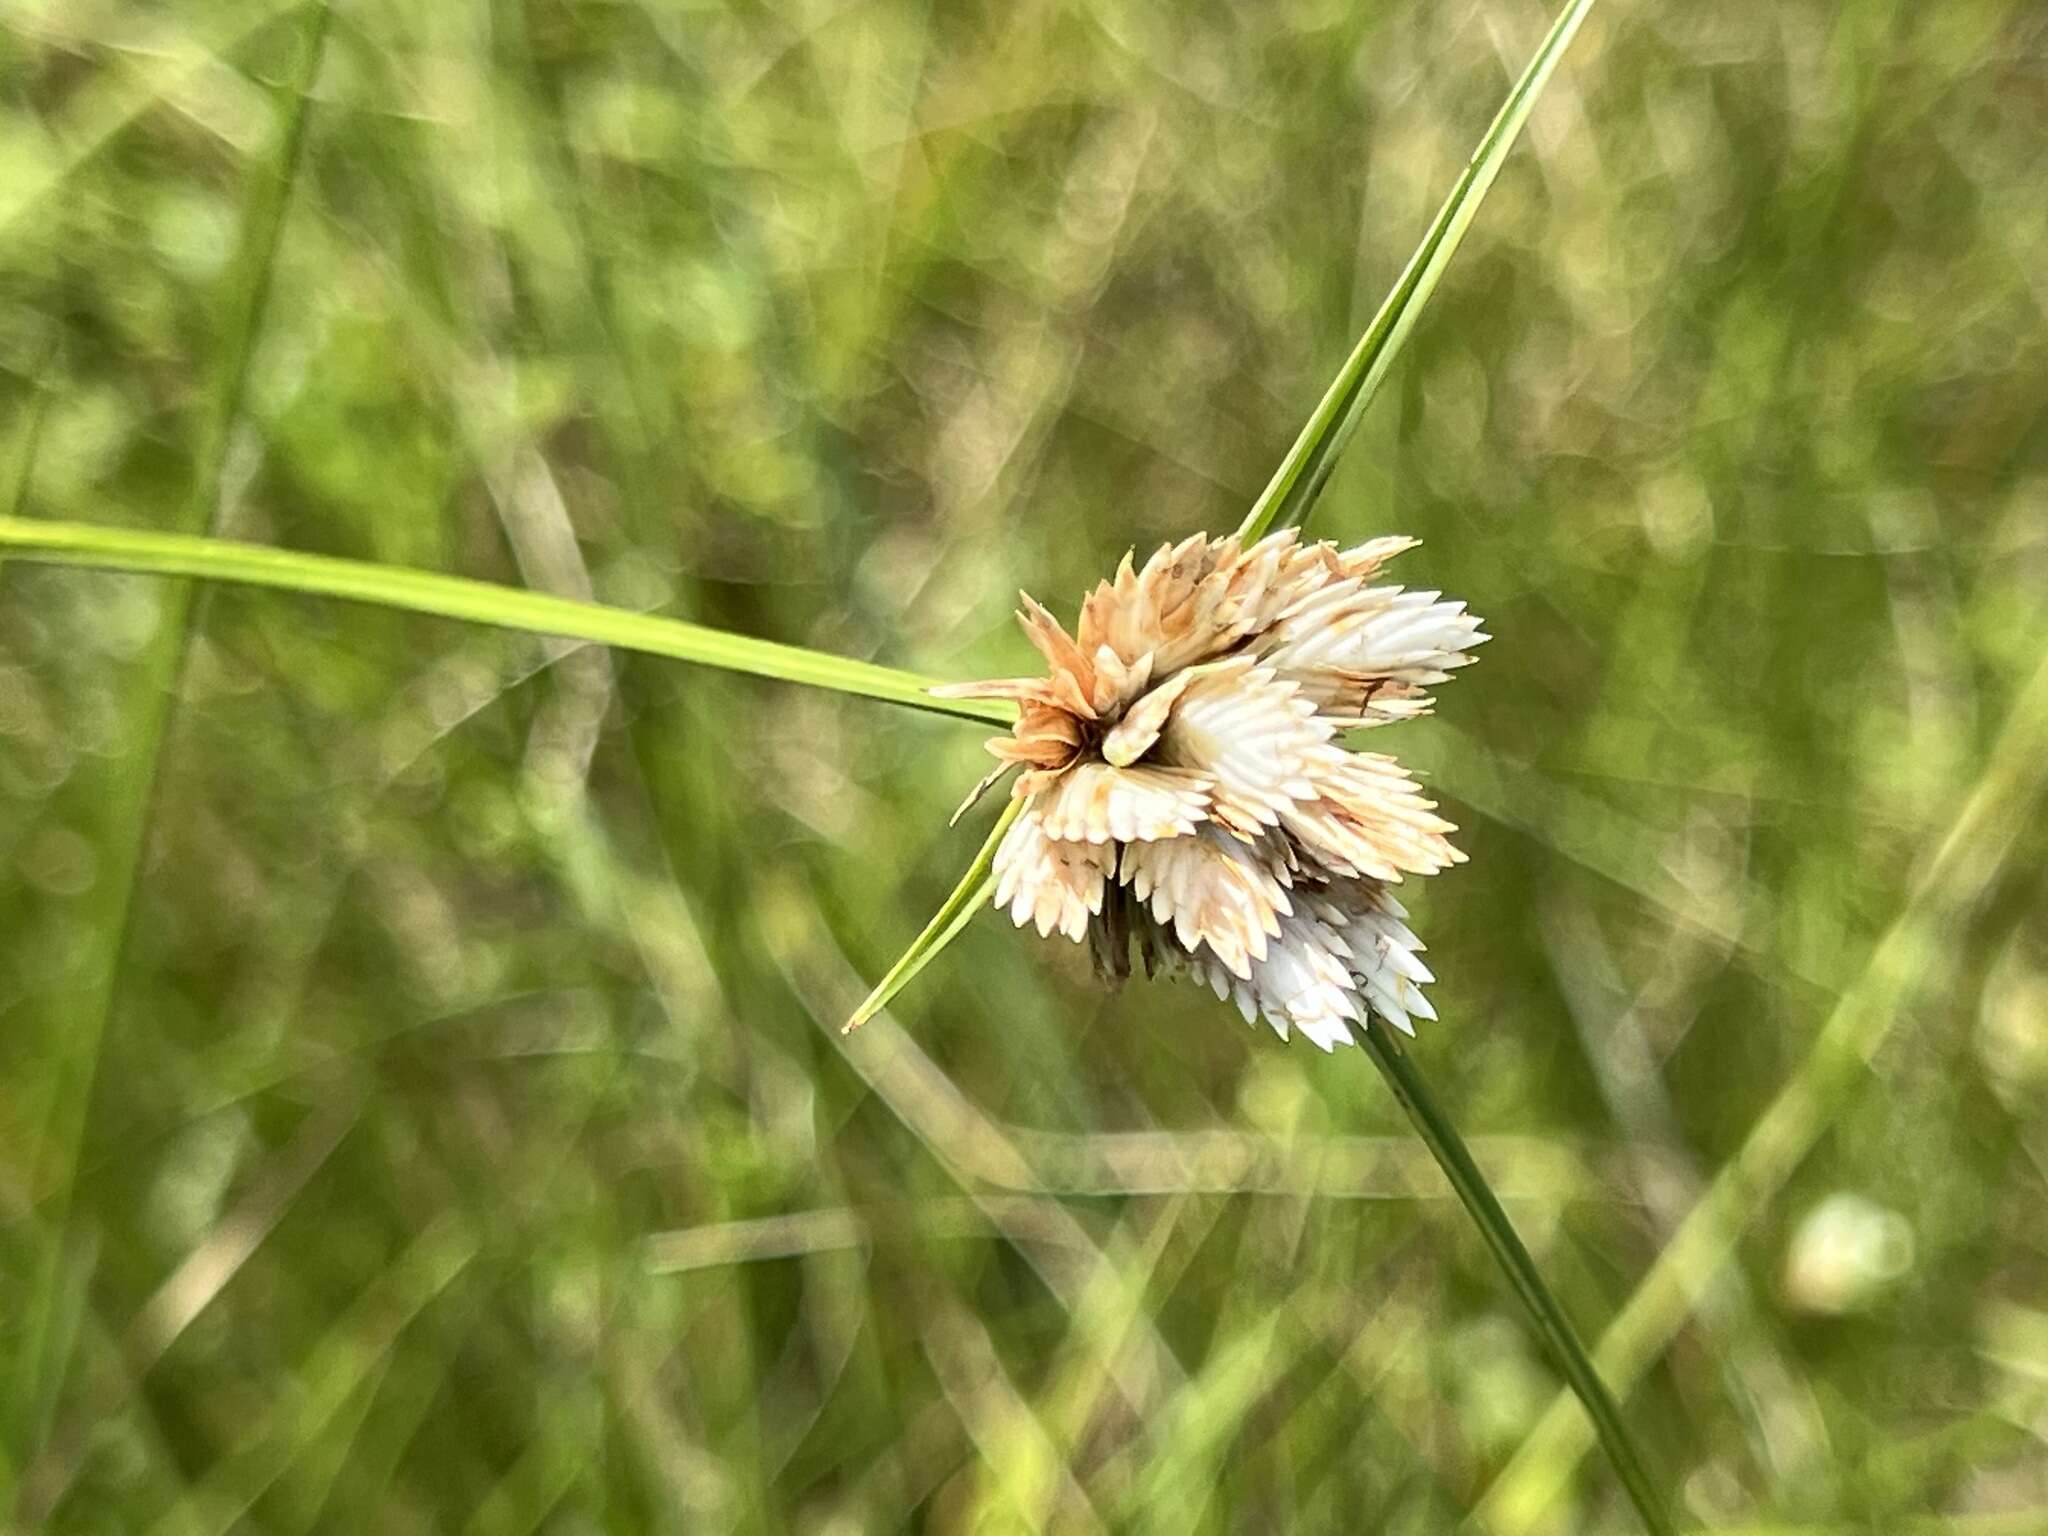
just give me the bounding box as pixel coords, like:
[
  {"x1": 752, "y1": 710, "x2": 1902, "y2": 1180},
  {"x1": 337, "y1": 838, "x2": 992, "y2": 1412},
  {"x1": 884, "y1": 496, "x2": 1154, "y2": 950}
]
[{"x1": 138, "y1": 1214, "x2": 479, "y2": 1536}]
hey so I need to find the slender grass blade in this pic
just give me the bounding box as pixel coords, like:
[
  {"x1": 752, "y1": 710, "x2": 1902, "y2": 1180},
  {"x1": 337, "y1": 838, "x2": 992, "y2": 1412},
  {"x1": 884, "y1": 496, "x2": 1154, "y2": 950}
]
[
  {"x1": 6, "y1": 1, "x2": 332, "y2": 1480},
  {"x1": 844, "y1": 797, "x2": 1022, "y2": 1032},
  {"x1": 1239, "y1": 0, "x2": 1597, "y2": 542},
  {"x1": 0, "y1": 516, "x2": 1011, "y2": 727}
]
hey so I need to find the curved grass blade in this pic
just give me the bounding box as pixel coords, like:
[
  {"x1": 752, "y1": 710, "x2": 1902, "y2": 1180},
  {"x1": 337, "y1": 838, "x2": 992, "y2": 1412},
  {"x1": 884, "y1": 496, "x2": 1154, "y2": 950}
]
[
  {"x1": 1238, "y1": 0, "x2": 1597, "y2": 542},
  {"x1": 844, "y1": 796, "x2": 1022, "y2": 1032},
  {"x1": 0, "y1": 516, "x2": 1011, "y2": 727}
]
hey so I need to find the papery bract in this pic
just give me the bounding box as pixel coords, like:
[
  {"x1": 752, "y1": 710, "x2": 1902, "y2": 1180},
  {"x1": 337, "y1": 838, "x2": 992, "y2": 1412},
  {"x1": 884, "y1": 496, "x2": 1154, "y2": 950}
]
[{"x1": 937, "y1": 529, "x2": 1485, "y2": 1049}]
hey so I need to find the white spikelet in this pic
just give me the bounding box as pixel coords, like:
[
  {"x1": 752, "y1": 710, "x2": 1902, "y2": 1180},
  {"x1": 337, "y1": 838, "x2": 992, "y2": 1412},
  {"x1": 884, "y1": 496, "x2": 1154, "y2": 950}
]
[{"x1": 947, "y1": 527, "x2": 1482, "y2": 1047}]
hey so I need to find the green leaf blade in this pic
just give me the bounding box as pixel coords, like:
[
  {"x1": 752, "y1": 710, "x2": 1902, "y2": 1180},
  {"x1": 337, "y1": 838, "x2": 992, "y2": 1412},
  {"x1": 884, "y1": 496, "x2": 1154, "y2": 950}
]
[
  {"x1": 1239, "y1": 0, "x2": 1598, "y2": 543},
  {"x1": 0, "y1": 515, "x2": 1012, "y2": 727},
  {"x1": 843, "y1": 796, "x2": 1022, "y2": 1032}
]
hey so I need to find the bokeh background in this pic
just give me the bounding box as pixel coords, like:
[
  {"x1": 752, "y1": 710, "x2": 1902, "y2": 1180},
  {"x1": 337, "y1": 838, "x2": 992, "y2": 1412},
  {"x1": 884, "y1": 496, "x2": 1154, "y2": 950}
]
[{"x1": 4, "y1": 0, "x2": 2048, "y2": 1531}]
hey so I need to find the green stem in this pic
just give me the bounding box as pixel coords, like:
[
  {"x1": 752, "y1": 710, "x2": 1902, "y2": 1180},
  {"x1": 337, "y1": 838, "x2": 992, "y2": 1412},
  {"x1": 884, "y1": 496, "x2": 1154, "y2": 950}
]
[{"x1": 1357, "y1": 1020, "x2": 1675, "y2": 1536}]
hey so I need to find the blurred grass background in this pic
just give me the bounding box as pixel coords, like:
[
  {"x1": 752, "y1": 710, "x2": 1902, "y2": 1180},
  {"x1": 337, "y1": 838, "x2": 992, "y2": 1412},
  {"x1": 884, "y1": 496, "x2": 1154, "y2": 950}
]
[{"x1": 3, "y1": 0, "x2": 2048, "y2": 1531}]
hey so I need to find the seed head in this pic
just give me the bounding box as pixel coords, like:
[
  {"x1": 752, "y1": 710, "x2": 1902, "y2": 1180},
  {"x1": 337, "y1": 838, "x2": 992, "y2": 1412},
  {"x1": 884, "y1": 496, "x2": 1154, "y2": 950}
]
[{"x1": 936, "y1": 528, "x2": 1486, "y2": 1049}]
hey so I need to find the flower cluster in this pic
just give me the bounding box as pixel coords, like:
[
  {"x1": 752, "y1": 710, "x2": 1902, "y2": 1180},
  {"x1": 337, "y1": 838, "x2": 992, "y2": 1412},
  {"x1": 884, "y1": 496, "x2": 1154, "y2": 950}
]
[{"x1": 938, "y1": 528, "x2": 1485, "y2": 1049}]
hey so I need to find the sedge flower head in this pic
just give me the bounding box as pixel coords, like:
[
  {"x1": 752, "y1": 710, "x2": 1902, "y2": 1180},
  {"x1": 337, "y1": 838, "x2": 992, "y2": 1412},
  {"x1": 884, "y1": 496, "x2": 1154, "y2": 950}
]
[{"x1": 936, "y1": 528, "x2": 1486, "y2": 1050}]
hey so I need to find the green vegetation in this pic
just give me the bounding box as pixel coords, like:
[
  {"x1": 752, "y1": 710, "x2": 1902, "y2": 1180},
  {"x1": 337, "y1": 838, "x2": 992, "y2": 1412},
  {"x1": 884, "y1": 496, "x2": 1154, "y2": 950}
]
[{"x1": 3, "y1": 1, "x2": 2046, "y2": 1532}]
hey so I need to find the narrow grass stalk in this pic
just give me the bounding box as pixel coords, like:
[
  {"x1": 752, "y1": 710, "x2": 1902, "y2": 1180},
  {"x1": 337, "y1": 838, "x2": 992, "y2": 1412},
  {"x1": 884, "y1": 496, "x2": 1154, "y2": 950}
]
[
  {"x1": 1358, "y1": 1020, "x2": 1674, "y2": 1536},
  {"x1": 1239, "y1": 0, "x2": 1598, "y2": 542},
  {"x1": 0, "y1": 516, "x2": 1010, "y2": 727},
  {"x1": 845, "y1": 797, "x2": 1022, "y2": 1032},
  {"x1": 7, "y1": 3, "x2": 332, "y2": 1478}
]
